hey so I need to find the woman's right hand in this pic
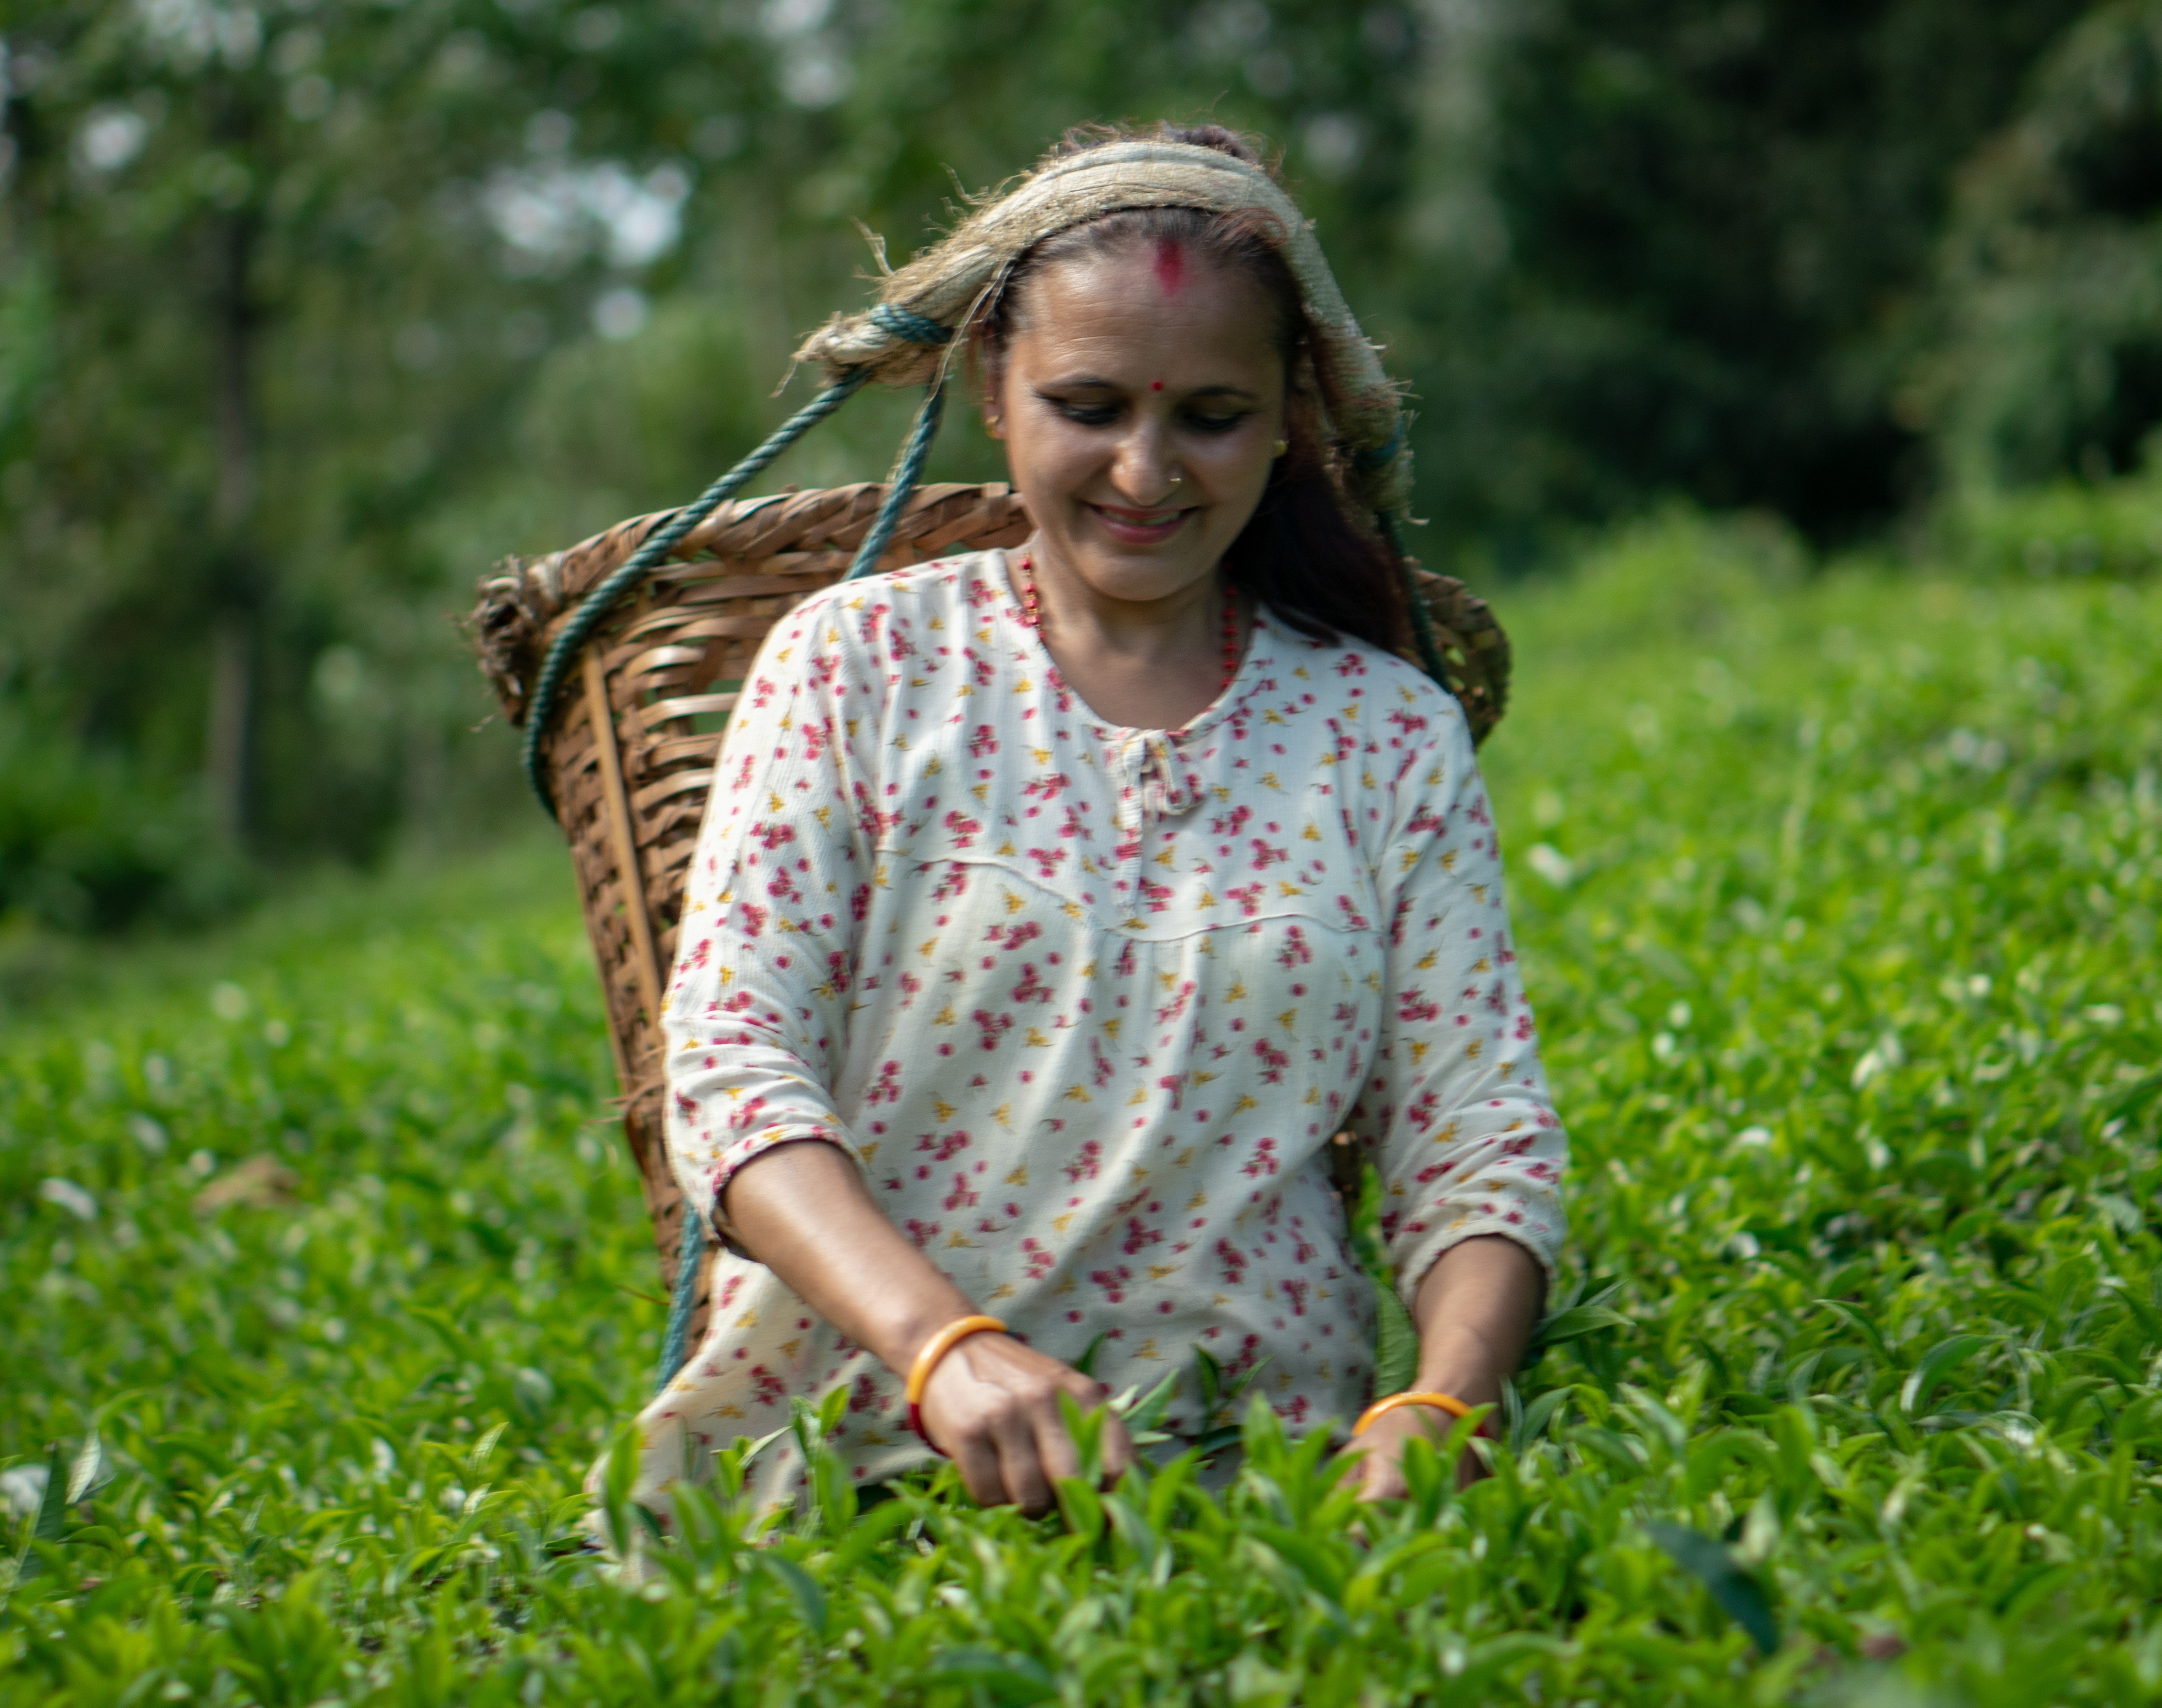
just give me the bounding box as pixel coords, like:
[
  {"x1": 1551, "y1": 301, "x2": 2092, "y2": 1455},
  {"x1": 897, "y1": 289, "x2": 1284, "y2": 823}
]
[
  {"x1": 916, "y1": 1331, "x2": 1134, "y2": 1514},
  {"x1": 722, "y1": 1141, "x2": 1134, "y2": 1514}
]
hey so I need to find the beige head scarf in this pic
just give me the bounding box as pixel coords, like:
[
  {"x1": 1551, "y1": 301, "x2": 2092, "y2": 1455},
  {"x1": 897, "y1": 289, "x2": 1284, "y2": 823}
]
[{"x1": 793, "y1": 139, "x2": 1413, "y2": 516}]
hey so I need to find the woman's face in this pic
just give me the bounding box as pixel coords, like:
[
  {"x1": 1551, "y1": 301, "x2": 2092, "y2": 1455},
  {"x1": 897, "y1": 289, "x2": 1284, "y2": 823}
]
[{"x1": 988, "y1": 239, "x2": 1288, "y2": 607}]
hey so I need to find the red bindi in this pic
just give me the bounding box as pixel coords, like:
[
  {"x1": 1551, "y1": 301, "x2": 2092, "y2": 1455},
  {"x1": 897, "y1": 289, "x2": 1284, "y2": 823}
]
[
  {"x1": 1151, "y1": 381, "x2": 1163, "y2": 391},
  {"x1": 1151, "y1": 235, "x2": 1187, "y2": 296}
]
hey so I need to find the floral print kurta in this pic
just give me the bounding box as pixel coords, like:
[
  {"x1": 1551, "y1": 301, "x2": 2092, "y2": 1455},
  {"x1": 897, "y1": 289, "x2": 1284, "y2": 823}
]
[{"x1": 617, "y1": 549, "x2": 1567, "y2": 1513}]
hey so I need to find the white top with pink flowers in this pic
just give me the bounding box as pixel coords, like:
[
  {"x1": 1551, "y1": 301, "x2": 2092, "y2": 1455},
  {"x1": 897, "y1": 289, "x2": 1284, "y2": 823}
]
[{"x1": 618, "y1": 549, "x2": 1567, "y2": 1514}]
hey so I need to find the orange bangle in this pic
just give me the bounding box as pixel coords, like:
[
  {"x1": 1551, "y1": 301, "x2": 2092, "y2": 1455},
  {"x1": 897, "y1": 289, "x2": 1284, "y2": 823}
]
[
  {"x1": 903, "y1": 1314, "x2": 1006, "y2": 1451},
  {"x1": 1353, "y1": 1390, "x2": 1475, "y2": 1436}
]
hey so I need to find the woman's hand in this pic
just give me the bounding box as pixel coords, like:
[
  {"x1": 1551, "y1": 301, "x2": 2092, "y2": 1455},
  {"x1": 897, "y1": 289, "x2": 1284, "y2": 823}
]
[
  {"x1": 1344, "y1": 1402, "x2": 1485, "y2": 1501},
  {"x1": 723, "y1": 1140, "x2": 1132, "y2": 1513},
  {"x1": 1345, "y1": 1234, "x2": 1544, "y2": 1503},
  {"x1": 917, "y1": 1331, "x2": 1135, "y2": 1514}
]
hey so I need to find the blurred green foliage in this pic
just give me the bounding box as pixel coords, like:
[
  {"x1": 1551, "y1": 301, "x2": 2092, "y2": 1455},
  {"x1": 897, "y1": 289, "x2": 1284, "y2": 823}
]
[
  {"x1": 1929, "y1": 457, "x2": 2162, "y2": 580},
  {"x1": 0, "y1": 704, "x2": 247, "y2": 934},
  {"x1": 3, "y1": 0, "x2": 2159, "y2": 905},
  {"x1": 1405, "y1": 0, "x2": 2088, "y2": 552},
  {"x1": 1908, "y1": 0, "x2": 2162, "y2": 490},
  {"x1": 2, "y1": 540, "x2": 2157, "y2": 1702}
]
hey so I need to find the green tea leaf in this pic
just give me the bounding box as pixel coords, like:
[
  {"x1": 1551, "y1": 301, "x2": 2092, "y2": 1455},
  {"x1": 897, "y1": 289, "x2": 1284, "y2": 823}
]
[
  {"x1": 756, "y1": 1552, "x2": 827, "y2": 1636},
  {"x1": 1900, "y1": 1334, "x2": 1992, "y2": 1415},
  {"x1": 1530, "y1": 1304, "x2": 1632, "y2": 1350},
  {"x1": 64, "y1": 1429, "x2": 104, "y2": 1505},
  {"x1": 1072, "y1": 1331, "x2": 1111, "y2": 1379},
  {"x1": 1372, "y1": 1282, "x2": 1420, "y2": 1395},
  {"x1": 32, "y1": 1442, "x2": 66, "y2": 1544},
  {"x1": 1120, "y1": 1363, "x2": 1182, "y2": 1435},
  {"x1": 1645, "y1": 1520, "x2": 1780, "y2": 1655},
  {"x1": 927, "y1": 1648, "x2": 1058, "y2": 1704},
  {"x1": 465, "y1": 1421, "x2": 506, "y2": 1485}
]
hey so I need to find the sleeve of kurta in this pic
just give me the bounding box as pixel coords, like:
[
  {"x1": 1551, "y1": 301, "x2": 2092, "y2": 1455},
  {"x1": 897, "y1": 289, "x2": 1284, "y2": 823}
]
[
  {"x1": 1346, "y1": 692, "x2": 1569, "y2": 1304},
  {"x1": 660, "y1": 589, "x2": 881, "y2": 1238}
]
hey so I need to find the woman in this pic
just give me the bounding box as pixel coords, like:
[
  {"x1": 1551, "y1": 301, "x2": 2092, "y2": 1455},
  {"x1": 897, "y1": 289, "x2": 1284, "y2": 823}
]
[{"x1": 624, "y1": 124, "x2": 1567, "y2": 1519}]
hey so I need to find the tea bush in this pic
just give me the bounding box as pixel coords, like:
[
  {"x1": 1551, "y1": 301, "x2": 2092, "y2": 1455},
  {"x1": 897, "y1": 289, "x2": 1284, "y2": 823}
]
[{"x1": 3, "y1": 521, "x2": 2158, "y2": 1705}]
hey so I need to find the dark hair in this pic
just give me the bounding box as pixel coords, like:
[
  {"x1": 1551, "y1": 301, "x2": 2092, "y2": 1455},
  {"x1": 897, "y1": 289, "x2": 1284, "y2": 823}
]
[{"x1": 971, "y1": 122, "x2": 1411, "y2": 657}]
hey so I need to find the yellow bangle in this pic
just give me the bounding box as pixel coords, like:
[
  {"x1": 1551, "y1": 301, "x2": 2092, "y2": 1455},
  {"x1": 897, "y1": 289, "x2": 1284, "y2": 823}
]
[
  {"x1": 904, "y1": 1314, "x2": 1007, "y2": 1449},
  {"x1": 1353, "y1": 1390, "x2": 1474, "y2": 1436}
]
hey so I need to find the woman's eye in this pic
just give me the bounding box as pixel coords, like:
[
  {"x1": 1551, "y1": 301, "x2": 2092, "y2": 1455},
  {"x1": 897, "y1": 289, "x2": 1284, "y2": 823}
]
[
  {"x1": 1054, "y1": 400, "x2": 1120, "y2": 426},
  {"x1": 1185, "y1": 413, "x2": 1250, "y2": 435}
]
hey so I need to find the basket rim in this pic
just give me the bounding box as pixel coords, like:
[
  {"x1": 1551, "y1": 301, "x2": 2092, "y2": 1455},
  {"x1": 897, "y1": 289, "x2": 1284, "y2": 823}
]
[
  {"x1": 466, "y1": 480, "x2": 1508, "y2": 741},
  {"x1": 519, "y1": 481, "x2": 1020, "y2": 625}
]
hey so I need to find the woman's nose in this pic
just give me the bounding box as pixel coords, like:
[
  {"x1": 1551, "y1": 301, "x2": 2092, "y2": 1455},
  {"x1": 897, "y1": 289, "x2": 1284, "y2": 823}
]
[{"x1": 1110, "y1": 417, "x2": 1181, "y2": 506}]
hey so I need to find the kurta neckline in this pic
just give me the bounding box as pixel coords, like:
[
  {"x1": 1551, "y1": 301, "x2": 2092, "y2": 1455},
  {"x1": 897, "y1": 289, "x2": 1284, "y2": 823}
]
[{"x1": 989, "y1": 546, "x2": 1276, "y2": 745}]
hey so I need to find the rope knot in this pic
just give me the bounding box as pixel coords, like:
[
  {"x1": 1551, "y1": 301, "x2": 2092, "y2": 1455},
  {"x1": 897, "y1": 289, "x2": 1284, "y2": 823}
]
[{"x1": 867, "y1": 303, "x2": 953, "y2": 347}]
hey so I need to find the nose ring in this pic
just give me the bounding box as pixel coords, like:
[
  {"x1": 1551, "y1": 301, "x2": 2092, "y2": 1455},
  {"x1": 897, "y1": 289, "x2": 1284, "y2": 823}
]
[{"x1": 1168, "y1": 470, "x2": 1185, "y2": 486}]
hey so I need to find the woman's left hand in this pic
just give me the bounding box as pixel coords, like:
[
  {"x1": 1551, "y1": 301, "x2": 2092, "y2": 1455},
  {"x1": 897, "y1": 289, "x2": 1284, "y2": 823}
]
[
  {"x1": 1344, "y1": 1403, "x2": 1485, "y2": 1501},
  {"x1": 1343, "y1": 1234, "x2": 1545, "y2": 1503}
]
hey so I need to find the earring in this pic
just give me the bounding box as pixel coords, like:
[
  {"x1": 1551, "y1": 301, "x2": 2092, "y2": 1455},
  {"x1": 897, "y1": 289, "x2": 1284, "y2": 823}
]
[{"x1": 1272, "y1": 438, "x2": 1290, "y2": 458}]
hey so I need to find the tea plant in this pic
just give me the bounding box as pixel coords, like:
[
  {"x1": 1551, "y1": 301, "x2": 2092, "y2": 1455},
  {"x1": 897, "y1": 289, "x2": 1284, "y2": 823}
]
[{"x1": 3, "y1": 518, "x2": 2158, "y2": 1705}]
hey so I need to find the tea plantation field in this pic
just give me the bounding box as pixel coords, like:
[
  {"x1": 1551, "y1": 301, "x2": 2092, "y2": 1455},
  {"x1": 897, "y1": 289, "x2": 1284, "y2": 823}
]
[{"x1": 4, "y1": 518, "x2": 2159, "y2": 1705}]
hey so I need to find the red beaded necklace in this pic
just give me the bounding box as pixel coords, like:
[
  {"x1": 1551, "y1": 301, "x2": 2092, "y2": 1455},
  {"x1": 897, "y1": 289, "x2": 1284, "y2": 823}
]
[{"x1": 1014, "y1": 552, "x2": 1243, "y2": 694}]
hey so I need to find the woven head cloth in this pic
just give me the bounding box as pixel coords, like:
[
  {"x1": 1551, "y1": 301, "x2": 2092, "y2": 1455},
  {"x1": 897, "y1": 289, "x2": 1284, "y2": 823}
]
[{"x1": 793, "y1": 139, "x2": 1413, "y2": 517}]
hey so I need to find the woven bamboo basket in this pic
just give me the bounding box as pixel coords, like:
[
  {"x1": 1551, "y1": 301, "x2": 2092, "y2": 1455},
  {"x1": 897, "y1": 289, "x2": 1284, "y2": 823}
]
[{"x1": 469, "y1": 481, "x2": 1510, "y2": 1353}]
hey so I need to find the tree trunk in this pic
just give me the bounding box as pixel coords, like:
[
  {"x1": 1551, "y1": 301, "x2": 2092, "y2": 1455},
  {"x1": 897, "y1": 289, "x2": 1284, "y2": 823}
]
[
  {"x1": 205, "y1": 183, "x2": 263, "y2": 846},
  {"x1": 206, "y1": 614, "x2": 252, "y2": 845}
]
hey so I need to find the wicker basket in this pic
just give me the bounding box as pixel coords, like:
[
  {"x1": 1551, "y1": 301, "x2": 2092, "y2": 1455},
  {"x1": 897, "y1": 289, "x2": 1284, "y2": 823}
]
[{"x1": 469, "y1": 482, "x2": 1510, "y2": 1352}]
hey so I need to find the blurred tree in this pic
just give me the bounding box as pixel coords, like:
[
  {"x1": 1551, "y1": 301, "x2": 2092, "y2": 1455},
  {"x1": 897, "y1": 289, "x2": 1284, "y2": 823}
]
[
  {"x1": 1905, "y1": 0, "x2": 2162, "y2": 490},
  {"x1": 0, "y1": 0, "x2": 1418, "y2": 898},
  {"x1": 0, "y1": 0, "x2": 2130, "y2": 927},
  {"x1": 5, "y1": 0, "x2": 527, "y2": 862},
  {"x1": 0, "y1": 0, "x2": 738, "y2": 872},
  {"x1": 1392, "y1": 0, "x2": 2092, "y2": 558}
]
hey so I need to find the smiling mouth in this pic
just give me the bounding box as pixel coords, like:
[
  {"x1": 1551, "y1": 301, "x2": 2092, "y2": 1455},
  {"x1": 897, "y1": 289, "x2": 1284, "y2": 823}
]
[{"x1": 1089, "y1": 502, "x2": 1193, "y2": 532}]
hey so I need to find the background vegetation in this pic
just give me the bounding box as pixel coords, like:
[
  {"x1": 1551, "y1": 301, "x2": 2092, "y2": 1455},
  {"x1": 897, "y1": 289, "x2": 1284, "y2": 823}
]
[
  {"x1": 6, "y1": 5, "x2": 2162, "y2": 1697},
  {"x1": 4, "y1": 530, "x2": 2157, "y2": 1703},
  {"x1": 7, "y1": 0, "x2": 2162, "y2": 927}
]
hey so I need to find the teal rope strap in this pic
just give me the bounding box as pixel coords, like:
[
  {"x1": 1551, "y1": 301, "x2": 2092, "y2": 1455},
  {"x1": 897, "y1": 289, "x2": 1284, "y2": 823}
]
[
  {"x1": 865, "y1": 303, "x2": 951, "y2": 347},
  {"x1": 844, "y1": 305, "x2": 954, "y2": 581},
  {"x1": 657, "y1": 1201, "x2": 707, "y2": 1390},
  {"x1": 1355, "y1": 420, "x2": 1407, "y2": 474},
  {"x1": 844, "y1": 378, "x2": 946, "y2": 579},
  {"x1": 519, "y1": 304, "x2": 956, "y2": 812},
  {"x1": 519, "y1": 369, "x2": 871, "y2": 812}
]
